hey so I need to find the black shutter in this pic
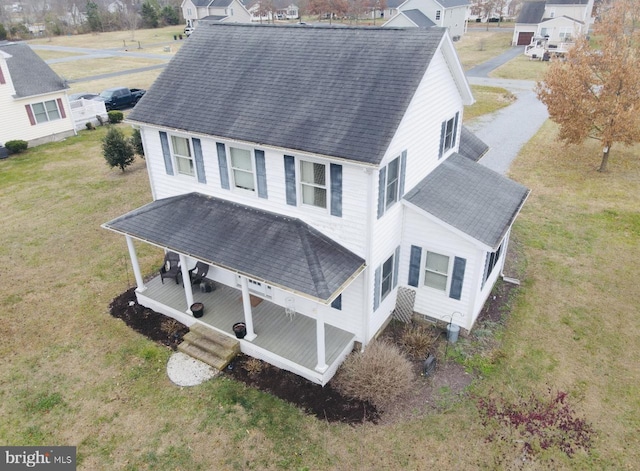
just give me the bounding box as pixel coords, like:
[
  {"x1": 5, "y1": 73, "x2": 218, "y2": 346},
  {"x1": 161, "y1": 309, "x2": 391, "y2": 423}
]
[
  {"x1": 408, "y1": 245, "x2": 422, "y2": 287},
  {"x1": 192, "y1": 138, "x2": 206, "y2": 184},
  {"x1": 452, "y1": 111, "x2": 459, "y2": 148},
  {"x1": 330, "y1": 163, "x2": 342, "y2": 217},
  {"x1": 373, "y1": 266, "x2": 381, "y2": 310},
  {"x1": 399, "y1": 150, "x2": 407, "y2": 198},
  {"x1": 284, "y1": 155, "x2": 297, "y2": 206},
  {"x1": 159, "y1": 131, "x2": 174, "y2": 175},
  {"x1": 449, "y1": 257, "x2": 466, "y2": 300},
  {"x1": 216, "y1": 143, "x2": 229, "y2": 189},
  {"x1": 255, "y1": 149, "x2": 268, "y2": 198},
  {"x1": 393, "y1": 246, "x2": 400, "y2": 288},
  {"x1": 438, "y1": 120, "x2": 446, "y2": 158}
]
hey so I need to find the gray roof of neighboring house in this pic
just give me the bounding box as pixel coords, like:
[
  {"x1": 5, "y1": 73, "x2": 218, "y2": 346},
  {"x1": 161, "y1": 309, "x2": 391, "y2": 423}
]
[
  {"x1": 103, "y1": 193, "x2": 365, "y2": 301},
  {"x1": 516, "y1": 1, "x2": 546, "y2": 23},
  {"x1": 0, "y1": 41, "x2": 67, "y2": 97},
  {"x1": 129, "y1": 24, "x2": 446, "y2": 166},
  {"x1": 402, "y1": 9, "x2": 436, "y2": 28},
  {"x1": 546, "y1": 0, "x2": 589, "y2": 4},
  {"x1": 458, "y1": 126, "x2": 489, "y2": 162},
  {"x1": 200, "y1": 15, "x2": 227, "y2": 21},
  {"x1": 404, "y1": 153, "x2": 529, "y2": 249},
  {"x1": 437, "y1": 0, "x2": 470, "y2": 8},
  {"x1": 191, "y1": 0, "x2": 233, "y2": 7}
]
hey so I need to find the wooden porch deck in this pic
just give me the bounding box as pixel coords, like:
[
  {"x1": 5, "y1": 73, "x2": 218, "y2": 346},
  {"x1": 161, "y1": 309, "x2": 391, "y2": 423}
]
[{"x1": 139, "y1": 276, "x2": 355, "y2": 374}]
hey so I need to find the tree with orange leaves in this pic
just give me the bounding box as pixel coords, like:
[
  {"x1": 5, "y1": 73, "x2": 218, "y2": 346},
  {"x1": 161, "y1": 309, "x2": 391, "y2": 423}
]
[{"x1": 535, "y1": 0, "x2": 640, "y2": 172}]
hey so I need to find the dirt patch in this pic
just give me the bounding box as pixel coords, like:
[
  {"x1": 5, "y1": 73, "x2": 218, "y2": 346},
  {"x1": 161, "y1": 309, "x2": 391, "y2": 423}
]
[{"x1": 109, "y1": 281, "x2": 517, "y2": 425}]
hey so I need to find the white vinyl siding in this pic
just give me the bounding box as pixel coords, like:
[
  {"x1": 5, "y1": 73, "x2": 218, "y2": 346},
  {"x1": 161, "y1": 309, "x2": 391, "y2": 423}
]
[
  {"x1": 300, "y1": 160, "x2": 327, "y2": 208},
  {"x1": 230, "y1": 147, "x2": 255, "y2": 191},
  {"x1": 171, "y1": 135, "x2": 195, "y2": 177}
]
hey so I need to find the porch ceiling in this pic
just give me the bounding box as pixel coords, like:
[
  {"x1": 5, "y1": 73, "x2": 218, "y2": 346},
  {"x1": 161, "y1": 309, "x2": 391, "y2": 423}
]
[{"x1": 103, "y1": 192, "x2": 365, "y2": 302}]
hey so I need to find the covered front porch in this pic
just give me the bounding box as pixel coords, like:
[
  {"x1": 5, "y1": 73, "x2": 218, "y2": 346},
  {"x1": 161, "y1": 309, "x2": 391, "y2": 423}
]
[{"x1": 137, "y1": 274, "x2": 355, "y2": 384}]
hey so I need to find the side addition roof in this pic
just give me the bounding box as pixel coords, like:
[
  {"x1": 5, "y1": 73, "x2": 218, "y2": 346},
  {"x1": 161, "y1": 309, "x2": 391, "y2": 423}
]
[
  {"x1": 402, "y1": 9, "x2": 436, "y2": 28},
  {"x1": 103, "y1": 193, "x2": 365, "y2": 302},
  {"x1": 436, "y1": 0, "x2": 470, "y2": 7},
  {"x1": 404, "y1": 153, "x2": 529, "y2": 249},
  {"x1": 458, "y1": 125, "x2": 489, "y2": 162},
  {"x1": 0, "y1": 41, "x2": 67, "y2": 97},
  {"x1": 128, "y1": 24, "x2": 448, "y2": 166},
  {"x1": 516, "y1": 1, "x2": 546, "y2": 24}
]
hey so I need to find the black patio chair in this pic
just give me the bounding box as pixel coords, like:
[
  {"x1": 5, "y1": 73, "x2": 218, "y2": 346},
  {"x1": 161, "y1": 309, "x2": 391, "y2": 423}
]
[
  {"x1": 159, "y1": 251, "x2": 182, "y2": 284},
  {"x1": 189, "y1": 261, "x2": 210, "y2": 285}
]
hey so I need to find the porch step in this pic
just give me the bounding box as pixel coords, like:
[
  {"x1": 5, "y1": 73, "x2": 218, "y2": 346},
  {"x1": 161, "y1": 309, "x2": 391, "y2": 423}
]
[{"x1": 178, "y1": 324, "x2": 240, "y2": 371}]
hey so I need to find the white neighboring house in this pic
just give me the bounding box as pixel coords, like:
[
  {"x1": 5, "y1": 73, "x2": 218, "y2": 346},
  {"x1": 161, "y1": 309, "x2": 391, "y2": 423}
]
[
  {"x1": 513, "y1": 0, "x2": 594, "y2": 46},
  {"x1": 104, "y1": 24, "x2": 528, "y2": 386},
  {"x1": 182, "y1": 0, "x2": 251, "y2": 29},
  {"x1": 384, "y1": 0, "x2": 470, "y2": 39},
  {"x1": 247, "y1": 1, "x2": 299, "y2": 22},
  {"x1": 0, "y1": 41, "x2": 75, "y2": 148}
]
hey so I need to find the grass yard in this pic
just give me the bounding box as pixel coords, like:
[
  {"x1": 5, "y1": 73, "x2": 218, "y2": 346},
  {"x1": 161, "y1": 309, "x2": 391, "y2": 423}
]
[
  {"x1": 49, "y1": 57, "x2": 167, "y2": 81},
  {"x1": 464, "y1": 85, "x2": 516, "y2": 121},
  {"x1": 28, "y1": 25, "x2": 185, "y2": 49},
  {"x1": 1, "y1": 119, "x2": 638, "y2": 469},
  {"x1": 490, "y1": 54, "x2": 552, "y2": 82},
  {"x1": 453, "y1": 30, "x2": 513, "y2": 70}
]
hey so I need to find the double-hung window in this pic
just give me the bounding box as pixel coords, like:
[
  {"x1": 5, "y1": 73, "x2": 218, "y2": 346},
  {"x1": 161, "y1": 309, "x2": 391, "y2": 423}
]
[
  {"x1": 381, "y1": 254, "x2": 394, "y2": 301},
  {"x1": 30, "y1": 100, "x2": 61, "y2": 123},
  {"x1": 374, "y1": 246, "x2": 400, "y2": 310},
  {"x1": 171, "y1": 136, "x2": 195, "y2": 177},
  {"x1": 385, "y1": 157, "x2": 400, "y2": 210},
  {"x1": 424, "y1": 251, "x2": 450, "y2": 291},
  {"x1": 230, "y1": 147, "x2": 255, "y2": 191},
  {"x1": 300, "y1": 160, "x2": 327, "y2": 208},
  {"x1": 439, "y1": 112, "x2": 459, "y2": 158},
  {"x1": 377, "y1": 152, "x2": 406, "y2": 219}
]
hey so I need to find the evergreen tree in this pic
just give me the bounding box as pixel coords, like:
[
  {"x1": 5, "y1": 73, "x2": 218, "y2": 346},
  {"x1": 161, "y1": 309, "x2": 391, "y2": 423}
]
[
  {"x1": 103, "y1": 127, "x2": 135, "y2": 172},
  {"x1": 160, "y1": 6, "x2": 179, "y2": 26},
  {"x1": 130, "y1": 129, "x2": 145, "y2": 158},
  {"x1": 141, "y1": 2, "x2": 159, "y2": 28},
  {"x1": 86, "y1": 1, "x2": 102, "y2": 32}
]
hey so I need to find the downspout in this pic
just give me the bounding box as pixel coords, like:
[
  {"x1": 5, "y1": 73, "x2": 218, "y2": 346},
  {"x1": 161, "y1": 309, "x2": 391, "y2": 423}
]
[{"x1": 362, "y1": 167, "x2": 376, "y2": 350}]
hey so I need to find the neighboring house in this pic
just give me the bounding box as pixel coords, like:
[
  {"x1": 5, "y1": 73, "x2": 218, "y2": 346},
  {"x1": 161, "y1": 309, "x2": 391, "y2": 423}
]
[
  {"x1": 247, "y1": 1, "x2": 299, "y2": 21},
  {"x1": 182, "y1": 0, "x2": 251, "y2": 28},
  {"x1": 512, "y1": 0, "x2": 594, "y2": 45},
  {"x1": 0, "y1": 41, "x2": 75, "y2": 148},
  {"x1": 384, "y1": 0, "x2": 470, "y2": 39},
  {"x1": 104, "y1": 24, "x2": 529, "y2": 385}
]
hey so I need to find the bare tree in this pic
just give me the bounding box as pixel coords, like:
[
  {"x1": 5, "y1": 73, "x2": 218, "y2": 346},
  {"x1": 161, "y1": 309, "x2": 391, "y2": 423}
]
[{"x1": 535, "y1": 0, "x2": 640, "y2": 172}]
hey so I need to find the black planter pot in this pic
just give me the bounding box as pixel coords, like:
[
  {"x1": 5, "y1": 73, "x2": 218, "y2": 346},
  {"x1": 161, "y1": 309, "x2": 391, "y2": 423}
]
[
  {"x1": 233, "y1": 322, "x2": 247, "y2": 339},
  {"x1": 191, "y1": 302, "x2": 204, "y2": 318}
]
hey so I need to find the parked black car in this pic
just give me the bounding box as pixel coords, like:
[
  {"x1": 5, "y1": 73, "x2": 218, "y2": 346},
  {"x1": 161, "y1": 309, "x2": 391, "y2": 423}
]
[{"x1": 96, "y1": 87, "x2": 146, "y2": 111}]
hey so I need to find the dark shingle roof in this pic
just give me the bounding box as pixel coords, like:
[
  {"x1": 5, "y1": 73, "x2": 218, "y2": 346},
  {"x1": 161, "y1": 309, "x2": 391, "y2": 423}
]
[
  {"x1": 437, "y1": 0, "x2": 470, "y2": 7},
  {"x1": 191, "y1": 0, "x2": 233, "y2": 7},
  {"x1": 129, "y1": 24, "x2": 446, "y2": 165},
  {"x1": 546, "y1": 0, "x2": 589, "y2": 4},
  {"x1": 0, "y1": 41, "x2": 67, "y2": 97},
  {"x1": 516, "y1": 1, "x2": 546, "y2": 23},
  {"x1": 103, "y1": 193, "x2": 365, "y2": 301},
  {"x1": 404, "y1": 153, "x2": 529, "y2": 249},
  {"x1": 402, "y1": 9, "x2": 436, "y2": 28},
  {"x1": 458, "y1": 126, "x2": 489, "y2": 162}
]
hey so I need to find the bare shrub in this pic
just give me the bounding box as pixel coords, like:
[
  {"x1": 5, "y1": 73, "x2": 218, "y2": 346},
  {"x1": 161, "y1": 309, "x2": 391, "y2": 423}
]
[
  {"x1": 332, "y1": 340, "x2": 415, "y2": 409},
  {"x1": 399, "y1": 323, "x2": 438, "y2": 359},
  {"x1": 244, "y1": 358, "x2": 266, "y2": 377},
  {"x1": 161, "y1": 319, "x2": 181, "y2": 336}
]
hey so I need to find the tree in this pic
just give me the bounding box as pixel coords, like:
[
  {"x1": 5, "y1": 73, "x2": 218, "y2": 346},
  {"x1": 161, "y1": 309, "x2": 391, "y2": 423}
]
[
  {"x1": 86, "y1": 1, "x2": 102, "y2": 32},
  {"x1": 141, "y1": 2, "x2": 159, "y2": 28},
  {"x1": 0, "y1": 24, "x2": 6, "y2": 41},
  {"x1": 160, "y1": 5, "x2": 179, "y2": 26},
  {"x1": 103, "y1": 127, "x2": 135, "y2": 172},
  {"x1": 535, "y1": 0, "x2": 640, "y2": 172},
  {"x1": 130, "y1": 128, "x2": 145, "y2": 158},
  {"x1": 308, "y1": 0, "x2": 349, "y2": 23}
]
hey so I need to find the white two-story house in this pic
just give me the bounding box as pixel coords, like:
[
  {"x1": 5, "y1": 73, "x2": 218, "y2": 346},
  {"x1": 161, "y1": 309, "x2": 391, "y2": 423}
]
[
  {"x1": 181, "y1": 0, "x2": 251, "y2": 29},
  {"x1": 0, "y1": 41, "x2": 75, "y2": 148},
  {"x1": 104, "y1": 24, "x2": 529, "y2": 385},
  {"x1": 384, "y1": 0, "x2": 470, "y2": 39},
  {"x1": 513, "y1": 0, "x2": 594, "y2": 46}
]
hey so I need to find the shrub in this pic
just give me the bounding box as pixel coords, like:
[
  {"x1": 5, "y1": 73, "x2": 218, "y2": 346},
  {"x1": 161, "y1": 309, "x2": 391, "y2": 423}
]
[
  {"x1": 398, "y1": 323, "x2": 438, "y2": 359},
  {"x1": 244, "y1": 358, "x2": 266, "y2": 377},
  {"x1": 4, "y1": 140, "x2": 28, "y2": 154},
  {"x1": 332, "y1": 340, "x2": 415, "y2": 409},
  {"x1": 102, "y1": 127, "x2": 135, "y2": 172},
  {"x1": 108, "y1": 110, "x2": 124, "y2": 124},
  {"x1": 130, "y1": 128, "x2": 144, "y2": 158},
  {"x1": 85, "y1": 122, "x2": 95, "y2": 130}
]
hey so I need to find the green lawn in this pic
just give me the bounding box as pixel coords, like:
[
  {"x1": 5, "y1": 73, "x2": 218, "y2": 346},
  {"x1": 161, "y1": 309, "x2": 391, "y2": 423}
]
[
  {"x1": 464, "y1": 85, "x2": 516, "y2": 121},
  {"x1": 453, "y1": 30, "x2": 513, "y2": 70}
]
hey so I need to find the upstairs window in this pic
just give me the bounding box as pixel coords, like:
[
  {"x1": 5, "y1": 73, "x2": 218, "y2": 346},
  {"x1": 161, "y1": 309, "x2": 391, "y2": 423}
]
[
  {"x1": 377, "y1": 151, "x2": 406, "y2": 219},
  {"x1": 435, "y1": 9, "x2": 441, "y2": 20},
  {"x1": 438, "y1": 112, "x2": 459, "y2": 158},
  {"x1": 171, "y1": 136, "x2": 194, "y2": 177},
  {"x1": 300, "y1": 160, "x2": 327, "y2": 208},
  {"x1": 230, "y1": 147, "x2": 255, "y2": 191},
  {"x1": 385, "y1": 157, "x2": 400, "y2": 210}
]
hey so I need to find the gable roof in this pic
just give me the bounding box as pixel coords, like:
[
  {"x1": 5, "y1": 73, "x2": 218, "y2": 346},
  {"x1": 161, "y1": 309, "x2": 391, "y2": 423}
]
[
  {"x1": 190, "y1": 0, "x2": 233, "y2": 7},
  {"x1": 458, "y1": 126, "x2": 489, "y2": 162},
  {"x1": 103, "y1": 193, "x2": 365, "y2": 302},
  {"x1": 516, "y1": 1, "x2": 546, "y2": 23},
  {"x1": 404, "y1": 153, "x2": 529, "y2": 249},
  {"x1": 0, "y1": 41, "x2": 67, "y2": 97},
  {"x1": 436, "y1": 0, "x2": 470, "y2": 7},
  {"x1": 402, "y1": 9, "x2": 436, "y2": 28},
  {"x1": 128, "y1": 24, "x2": 450, "y2": 166}
]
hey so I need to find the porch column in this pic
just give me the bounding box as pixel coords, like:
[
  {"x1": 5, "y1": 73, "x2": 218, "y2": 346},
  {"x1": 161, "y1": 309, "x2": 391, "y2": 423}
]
[
  {"x1": 125, "y1": 235, "x2": 146, "y2": 292},
  {"x1": 315, "y1": 308, "x2": 328, "y2": 373},
  {"x1": 240, "y1": 277, "x2": 257, "y2": 341},
  {"x1": 179, "y1": 254, "x2": 194, "y2": 314}
]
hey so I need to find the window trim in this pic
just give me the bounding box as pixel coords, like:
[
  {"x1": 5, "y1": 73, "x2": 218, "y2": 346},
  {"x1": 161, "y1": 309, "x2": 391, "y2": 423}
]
[
  {"x1": 299, "y1": 159, "x2": 328, "y2": 209},
  {"x1": 424, "y1": 250, "x2": 452, "y2": 292},
  {"x1": 29, "y1": 99, "x2": 62, "y2": 124},
  {"x1": 229, "y1": 146, "x2": 257, "y2": 193},
  {"x1": 170, "y1": 134, "x2": 196, "y2": 178}
]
